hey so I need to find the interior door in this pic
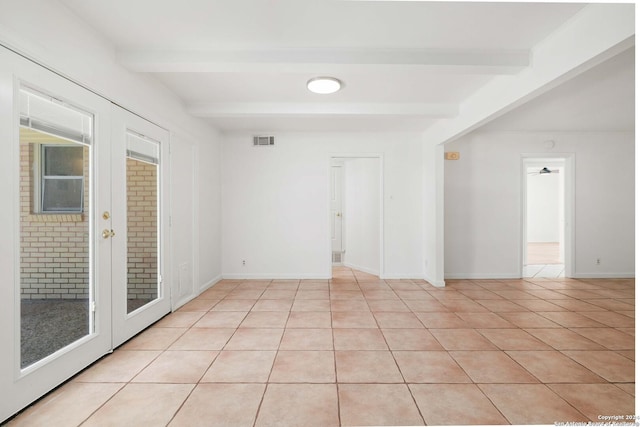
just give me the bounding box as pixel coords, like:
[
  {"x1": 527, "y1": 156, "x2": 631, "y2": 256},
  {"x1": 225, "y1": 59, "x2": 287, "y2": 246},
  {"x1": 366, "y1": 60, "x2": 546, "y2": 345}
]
[
  {"x1": 110, "y1": 106, "x2": 171, "y2": 347},
  {"x1": 331, "y1": 164, "x2": 344, "y2": 256},
  {"x1": 0, "y1": 46, "x2": 112, "y2": 422}
]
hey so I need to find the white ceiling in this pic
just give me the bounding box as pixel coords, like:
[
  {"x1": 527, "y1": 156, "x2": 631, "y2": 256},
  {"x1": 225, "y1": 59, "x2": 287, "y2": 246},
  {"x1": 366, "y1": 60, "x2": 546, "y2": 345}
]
[
  {"x1": 482, "y1": 46, "x2": 635, "y2": 132},
  {"x1": 58, "y1": 1, "x2": 634, "y2": 134}
]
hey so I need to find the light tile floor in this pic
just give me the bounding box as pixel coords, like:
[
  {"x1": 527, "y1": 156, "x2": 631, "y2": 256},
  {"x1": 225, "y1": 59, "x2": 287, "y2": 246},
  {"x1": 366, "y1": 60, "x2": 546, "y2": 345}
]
[
  {"x1": 525, "y1": 242, "x2": 565, "y2": 278},
  {"x1": 524, "y1": 264, "x2": 566, "y2": 278},
  {"x1": 8, "y1": 268, "x2": 635, "y2": 426},
  {"x1": 527, "y1": 242, "x2": 562, "y2": 265}
]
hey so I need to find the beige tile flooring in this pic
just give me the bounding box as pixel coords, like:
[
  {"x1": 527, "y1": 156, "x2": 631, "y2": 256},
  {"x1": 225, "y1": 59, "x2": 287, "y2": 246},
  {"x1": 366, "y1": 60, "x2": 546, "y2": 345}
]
[
  {"x1": 527, "y1": 242, "x2": 561, "y2": 265},
  {"x1": 525, "y1": 242, "x2": 565, "y2": 278},
  {"x1": 9, "y1": 267, "x2": 635, "y2": 426}
]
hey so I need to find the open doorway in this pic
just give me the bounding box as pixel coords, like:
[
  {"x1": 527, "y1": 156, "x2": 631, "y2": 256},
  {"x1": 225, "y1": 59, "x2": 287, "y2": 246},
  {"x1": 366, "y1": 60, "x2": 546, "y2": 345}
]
[
  {"x1": 331, "y1": 266, "x2": 381, "y2": 282},
  {"x1": 522, "y1": 155, "x2": 573, "y2": 278},
  {"x1": 329, "y1": 155, "x2": 383, "y2": 278}
]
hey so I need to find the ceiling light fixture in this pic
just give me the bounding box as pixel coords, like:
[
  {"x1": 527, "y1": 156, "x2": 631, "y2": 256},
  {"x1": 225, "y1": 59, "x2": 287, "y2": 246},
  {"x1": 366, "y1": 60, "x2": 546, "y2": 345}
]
[{"x1": 307, "y1": 77, "x2": 342, "y2": 94}]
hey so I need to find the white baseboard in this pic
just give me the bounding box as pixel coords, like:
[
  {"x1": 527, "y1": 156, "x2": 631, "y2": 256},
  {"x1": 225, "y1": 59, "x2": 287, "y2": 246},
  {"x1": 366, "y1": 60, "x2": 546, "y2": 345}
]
[
  {"x1": 172, "y1": 275, "x2": 222, "y2": 311},
  {"x1": 189, "y1": 271, "x2": 636, "y2": 284},
  {"x1": 444, "y1": 272, "x2": 635, "y2": 280},
  {"x1": 444, "y1": 273, "x2": 522, "y2": 280},
  {"x1": 571, "y1": 272, "x2": 635, "y2": 279},
  {"x1": 343, "y1": 262, "x2": 379, "y2": 277},
  {"x1": 381, "y1": 273, "x2": 426, "y2": 280},
  {"x1": 172, "y1": 295, "x2": 194, "y2": 311},
  {"x1": 222, "y1": 273, "x2": 331, "y2": 280},
  {"x1": 424, "y1": 275, "x2": 446, "y2": 288},
  {"x1": 199, "y1": 275, "x2": 222, "y2": 292}
]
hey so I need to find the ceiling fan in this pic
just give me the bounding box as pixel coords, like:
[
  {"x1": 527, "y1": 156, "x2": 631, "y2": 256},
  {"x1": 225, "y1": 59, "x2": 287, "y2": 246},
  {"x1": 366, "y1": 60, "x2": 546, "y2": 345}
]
[{"x1": 528, "y1": 167, "x2": 560, "y2": 175}]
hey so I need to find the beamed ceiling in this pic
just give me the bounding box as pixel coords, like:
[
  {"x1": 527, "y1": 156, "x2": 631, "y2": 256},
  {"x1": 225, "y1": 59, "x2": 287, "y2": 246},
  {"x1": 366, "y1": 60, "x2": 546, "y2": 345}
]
[{"x1": 59, "y1": 1, "x2": 635, "y2": 137}]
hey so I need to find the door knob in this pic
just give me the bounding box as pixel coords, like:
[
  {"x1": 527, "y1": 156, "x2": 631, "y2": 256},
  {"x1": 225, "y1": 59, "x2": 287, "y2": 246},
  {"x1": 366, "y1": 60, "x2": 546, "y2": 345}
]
[
  {"x1": 102, "y1": 229, "x2": 116, "y2": 239},
  {"x1": 336, "y1": 212, "x2": 341, "y2": 217}
]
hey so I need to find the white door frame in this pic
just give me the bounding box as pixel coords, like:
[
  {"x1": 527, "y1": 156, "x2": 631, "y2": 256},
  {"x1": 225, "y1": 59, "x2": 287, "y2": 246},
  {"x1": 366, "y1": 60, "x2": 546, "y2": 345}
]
[
  {"x1": 330, "y1": 160, "x2": 345, "y2": 263},
  {"x1": 520, "y1": 153, "x2": 575, "y2": 278},
  {"x1": 328, "y1": 153, "x2": 384, "y2": 278}
]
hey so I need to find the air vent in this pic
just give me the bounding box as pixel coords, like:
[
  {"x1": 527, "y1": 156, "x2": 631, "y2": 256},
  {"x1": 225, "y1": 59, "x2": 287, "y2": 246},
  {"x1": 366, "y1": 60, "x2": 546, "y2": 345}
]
[
  {"x1": 332, "y1": 252, "x2": 343, "y2": 264},
  {"x1": 253, "y1": 135, "x2": 275, "y2": 146}
]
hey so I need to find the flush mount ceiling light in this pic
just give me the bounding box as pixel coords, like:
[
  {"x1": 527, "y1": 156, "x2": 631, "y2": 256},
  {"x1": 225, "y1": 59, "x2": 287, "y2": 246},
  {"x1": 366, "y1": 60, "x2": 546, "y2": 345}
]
[{"x1": 307, "y1": 77, "x2": 342, "y2": 94}]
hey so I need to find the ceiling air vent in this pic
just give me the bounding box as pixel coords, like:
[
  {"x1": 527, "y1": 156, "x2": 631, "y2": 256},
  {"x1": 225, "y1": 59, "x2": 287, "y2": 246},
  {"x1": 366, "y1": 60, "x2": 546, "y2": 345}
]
[{"x1": 253, "y1": 135, "x2": 275, "y2": 146}]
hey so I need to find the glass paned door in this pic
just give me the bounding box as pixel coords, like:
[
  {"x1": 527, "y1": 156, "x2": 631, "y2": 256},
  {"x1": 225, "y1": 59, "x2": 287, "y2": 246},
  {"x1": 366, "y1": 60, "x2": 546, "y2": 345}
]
[
  {"x1": 111, "y1": 106, "x2": 170, "y2": 347},
  {"x1": 0, "y1": 46, "x2": 172, "y2": 423},
  {"x1": 18, "y1": 87, "x2": 94, "y2": 368},
  {"x1": 0, "y1": 46, "x2": 113, "y2": 423},
  {"x1": 126, "y1": 132, "x2": 160, "y2": 313}
]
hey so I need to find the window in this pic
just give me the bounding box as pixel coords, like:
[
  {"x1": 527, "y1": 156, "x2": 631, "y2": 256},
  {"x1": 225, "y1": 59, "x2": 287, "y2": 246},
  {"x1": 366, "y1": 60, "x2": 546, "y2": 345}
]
[{"x1": 40, "y1": 144, "x2": 84, "y2": 213}]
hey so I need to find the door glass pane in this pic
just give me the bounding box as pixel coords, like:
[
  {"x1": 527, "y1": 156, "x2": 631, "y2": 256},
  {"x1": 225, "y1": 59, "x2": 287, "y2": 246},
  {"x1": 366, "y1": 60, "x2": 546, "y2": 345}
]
[
  {"x1": 126, "y1": 132, "x2": 159, "y2": 313},
  {"x1": 19, "y1": 87, "x2": 93, "y2": 368}
]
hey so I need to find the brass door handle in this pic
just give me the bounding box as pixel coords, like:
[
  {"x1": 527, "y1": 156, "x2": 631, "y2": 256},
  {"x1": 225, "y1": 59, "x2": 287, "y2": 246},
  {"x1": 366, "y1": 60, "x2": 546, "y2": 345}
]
[{"x1": 102, "y1": 229, "x2": 116, "y2": 239}]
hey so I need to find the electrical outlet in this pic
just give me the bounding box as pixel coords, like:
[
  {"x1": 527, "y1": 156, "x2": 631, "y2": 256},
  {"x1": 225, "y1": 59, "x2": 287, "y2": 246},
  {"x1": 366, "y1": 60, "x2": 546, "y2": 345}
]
[
  {"x1": 242, "y1": 260, "x2": 246, "y2": 266},
  {"x1": 596, "y1": 258, "x2": 601, "y2": 265}
]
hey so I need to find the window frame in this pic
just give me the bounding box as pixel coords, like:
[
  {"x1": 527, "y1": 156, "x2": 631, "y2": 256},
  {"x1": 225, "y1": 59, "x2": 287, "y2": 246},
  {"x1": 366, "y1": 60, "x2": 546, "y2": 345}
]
[{"x1": 37, "y1": 143, "x2": 85, "y2": 214}]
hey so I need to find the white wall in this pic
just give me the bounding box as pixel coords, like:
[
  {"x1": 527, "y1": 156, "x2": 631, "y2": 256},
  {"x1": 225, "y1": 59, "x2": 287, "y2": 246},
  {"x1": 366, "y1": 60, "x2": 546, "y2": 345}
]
[
  {"x1": 343, "y1": 158, "x2": 380, "y2": 275},
  {"x1": 197, "y1": 136, "x2": 223, "y2": 288},
  {"x1": 527, "y1": 169, "x2": 560, "y2": 242},
  {"x1": 444, "y1": 131, "x2": 634, "y2": 278},
  {"x1": 0, "y1": 0, "x2": 223, "y2": 296},
  {"x1": 422, "y1": 142, "x2": 445, "y2": 286},
  {"x1": 221, "y1": 132, "x2": 423, "y2": 279}
]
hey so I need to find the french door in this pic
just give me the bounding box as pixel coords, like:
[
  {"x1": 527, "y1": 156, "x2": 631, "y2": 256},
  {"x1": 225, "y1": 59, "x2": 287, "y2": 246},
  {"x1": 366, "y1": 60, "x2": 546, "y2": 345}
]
[
  {"x1": 110, "y1": 105, "x2": 170, "y2": 347},
  {"x1": 0, "y1": 46, "x2": 170, "y2": 422}
]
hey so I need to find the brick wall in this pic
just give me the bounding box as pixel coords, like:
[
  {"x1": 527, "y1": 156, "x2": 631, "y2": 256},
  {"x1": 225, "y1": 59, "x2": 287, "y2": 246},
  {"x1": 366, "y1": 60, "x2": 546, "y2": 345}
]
[
  {"x1": 126, "y1": 158, "x2": 158, "y2": 302},
  {"x1": 20, "y1": 141, "x2": 159, "y2": 301},
  {"x1": 19, "y1": 141, "x2": 90, "y2": 299}
]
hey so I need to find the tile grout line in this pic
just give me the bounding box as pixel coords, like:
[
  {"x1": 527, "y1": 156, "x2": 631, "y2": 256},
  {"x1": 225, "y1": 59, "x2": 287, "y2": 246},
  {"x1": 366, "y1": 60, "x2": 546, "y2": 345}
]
[
  {"x1": 131, "y1": 295, "x2": 236, "y2": 426},
  {"x1": 539, "y1": 383, "x2": 593, "y2": 422},
  {"x1": 78, "y1": 324, "x2": 185, "y2": 425},
  {"x1": 331, "y1": 305, "x2": 342, "y2": 427},
  {"x1": 162, "y1": 383, "x2": 198, "y2": 427},
  {"x1": 253, "y1": 291, "x2": 287, "y2": 427},
  {"x1": 473, "y1": 383, "x2": 513, "y2": 425},
  {"x1": 76, "y1": 382, "x2": 128, "y2": 427}
]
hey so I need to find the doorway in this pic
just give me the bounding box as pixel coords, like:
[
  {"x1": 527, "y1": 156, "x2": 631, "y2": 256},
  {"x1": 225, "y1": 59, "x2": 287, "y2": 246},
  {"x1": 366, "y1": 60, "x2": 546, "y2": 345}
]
[
  {"x1": 521, "y1": 155, "x2": 574, "y2": 278},
  {"x1": 329, "y1": 155, "x2": 383, "y2": 278}
]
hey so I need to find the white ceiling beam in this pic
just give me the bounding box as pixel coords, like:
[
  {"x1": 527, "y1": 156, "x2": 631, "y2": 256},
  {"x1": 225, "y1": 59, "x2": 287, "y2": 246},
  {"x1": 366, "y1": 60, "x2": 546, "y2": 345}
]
[
  {"x1": 187, "y1": 102, "x2": 457, "y2": 118},
  {"x1": 422, "y1": 3, "x2": 635, "y2": 145},
  {"x1": 118, "y1": 48, "x2": 529, "y2": 74}
]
